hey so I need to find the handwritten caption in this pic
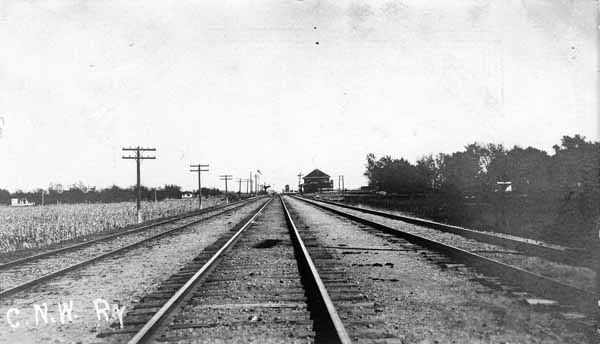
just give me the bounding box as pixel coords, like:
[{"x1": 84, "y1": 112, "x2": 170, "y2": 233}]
[{"x1": 5, "y1": 299, "x2": 125, "y2": 329}]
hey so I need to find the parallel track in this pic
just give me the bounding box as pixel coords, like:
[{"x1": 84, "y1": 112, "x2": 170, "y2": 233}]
[
  {"x1": 0, "y1": 198, "x2": 257, "y2": 271},
  {"x1": 124, "y1": 197, "x2": 355, "y2": 344},
  {"x1": 295, "y1": 195, "x2": 597, "y2": 315},
  {"x1": 0, "y1": 197, "x2": 263, "y2": 299},
  {"x1": 303, "y1": 196, "x2": 592, "y2": 267}
]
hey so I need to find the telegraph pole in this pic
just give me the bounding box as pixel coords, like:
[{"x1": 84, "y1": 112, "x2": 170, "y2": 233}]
[
  {"x1": 254, "y1": 174, "x2": 258, "y2": 196},
  {"x1": 240, "y1": 179, "x2": 249, "y2": 198},
  {"x1": 190, "y1": 164, "x2": 209, "y2": 209},
  {"x1": 122, "y1": 146, "x2": 156, "y2": 223},
  {"x1": 236, "y1": 178, "x2": 243, "y2": 197},
  {"x1": 297, "y1": 173, "x2": 303, "y2": 193},
  {"x1": 249, "y1": 172, "x2": 253, "y2": 196},
  {"x1": 256, "y1": 170, "x2": 262, "y2": 195},
  {"x1": 220, "y1": 175, "x2": 232, "y2": 204},
  {"x1": 338, "y1": 175, "x2": 345, "y2": 193}
]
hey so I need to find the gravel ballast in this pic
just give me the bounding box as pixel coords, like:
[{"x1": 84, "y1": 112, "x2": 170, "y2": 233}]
[
  {"x1": 306, "y1": 198, "x2": 595, "y2": 291},
  {"x1": 285, "y1": 196, "x2": 595, "y2": 344},
  {"x1": 0, "y1": 199, "x2": 268, "y2": 344}
]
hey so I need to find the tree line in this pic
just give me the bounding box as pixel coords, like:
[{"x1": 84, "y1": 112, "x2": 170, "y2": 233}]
[
  {"x1": 363, "y1": 135, "x2": 599, "y2": 247},
  {"x1": 0, "y1": 184, "x2": 227, "y2": 205}
]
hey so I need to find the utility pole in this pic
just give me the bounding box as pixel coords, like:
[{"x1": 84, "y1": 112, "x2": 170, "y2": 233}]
[
  {"x1": 297, "y1": 172, "x2": 303, "y2": 193},
  {"x1": 122, "y1": 146, "x2": 156, "y2": 223},
  {"x1": 220, "y1": 174, "x2": 232, "y2": 204},
  {"x1": 249, "y1": 172, "x2": 253, "y2": 196},
  {"x1": 246, "y1": 178, "x2": 250, "y2": 195},
  {"x1": 190, "y1": 164, "x2": 209, "y2": 209},
  {"x1": 342, "y1": 175, "x2": 345, "y2": 194},
  {"x1": 256, "y1": 170, "x2": 262, "y2": 195},
  {"x1": 236, "y1": 178, "x2": 244, "y2": 196},
  {"x1": 254, "y1": 174, "x2": 259, "y2": 196},
  {"x1": 338, "y1": 175, "x2": 345, "y2": 194}
]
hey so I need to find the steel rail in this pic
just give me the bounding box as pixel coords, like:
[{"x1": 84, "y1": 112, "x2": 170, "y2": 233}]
[
  {"x1": 127, "y1": 197, "x2": 274, "y2": 344},
  {"x1": 0, "y1": 197, "x2": 260, "y2": 271},
  {"x1": 280, "y1": 196, "x2": 353, "y2": 344},
  {"x1": 295, "y1": 196, "x2": 597, "y2": 314},
  {"x1": 0, "y1": 198, "x2": 264, "y2": 299},
  {"x1": 301, "y1": 196, "x2": 591, "y2": 267}
]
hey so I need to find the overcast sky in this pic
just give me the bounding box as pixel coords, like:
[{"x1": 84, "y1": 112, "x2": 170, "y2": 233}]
[{"x1": 0, "y1": 0, "x2": 597, "y2": 192}]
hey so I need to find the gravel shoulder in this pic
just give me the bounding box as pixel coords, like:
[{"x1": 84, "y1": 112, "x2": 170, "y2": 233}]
[
  {"x1": 0, "y1": 199, "x2": 268, "y2": 344},
  {"x1": 285, "y1": 196, "x2": 595, "y2": 344},
  {"x1": 340, "y1": 199, "x2": 570, "y2": 250}
]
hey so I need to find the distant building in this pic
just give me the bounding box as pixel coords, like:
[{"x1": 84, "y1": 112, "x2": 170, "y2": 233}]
[
  {"x1": 285, "y1": 185, "x2": 290, "y2": 193},
  {"x1": 302, "y1": 169, "x2": 334, "y2": 193},
  {"x1": 495, "y1": 181, "x2": 512, "y2": 193},
  {"x1": 11, "y1": 198, "x2": 35, "y2": 207}
]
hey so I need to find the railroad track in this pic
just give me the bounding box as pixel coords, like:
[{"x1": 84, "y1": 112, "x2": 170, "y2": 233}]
[
  {"x1": 0, "y1": 197, "x2": 264, "y2": 299},
  {"x1": 294, "y1": 195, "x2": 598, "y2": 315},
  {"x1": 101, "y1": 196, "x2": 394, "y2": 343},
  {"x1": 302, "y1": 197, "x2": 592, "y2": 268}
]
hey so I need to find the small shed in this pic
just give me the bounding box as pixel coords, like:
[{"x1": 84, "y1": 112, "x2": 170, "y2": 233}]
[{"x1": 11, "y1": 198, "x2": 35, "y2": 207}]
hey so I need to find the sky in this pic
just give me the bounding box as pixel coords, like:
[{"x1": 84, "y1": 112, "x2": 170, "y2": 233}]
[{"x1": 0, "y1": 0, "x2": 597, "y2": 192}]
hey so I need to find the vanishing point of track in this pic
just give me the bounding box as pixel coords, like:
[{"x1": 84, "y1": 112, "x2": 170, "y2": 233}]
[{"x1": 122, "y1": 196, "x2": 354, "y2": 344}]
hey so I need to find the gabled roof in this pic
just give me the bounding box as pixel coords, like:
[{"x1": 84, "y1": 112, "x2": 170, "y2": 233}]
[{"x1": 304, "y1": 169, "x2": 330, "y2": 179}]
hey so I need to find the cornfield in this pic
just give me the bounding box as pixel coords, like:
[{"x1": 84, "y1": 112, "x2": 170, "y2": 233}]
[{"x1": 0, "y1": 197, "x2": 222, "y2": 252}]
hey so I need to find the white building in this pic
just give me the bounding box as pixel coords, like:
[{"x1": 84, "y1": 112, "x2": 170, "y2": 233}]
[
  {"x1": 11, "y1": 198, "x2": 35, "y2": 207},
  {"x1": 181, "y1": 192, "x2": 194, "y2": 199}
]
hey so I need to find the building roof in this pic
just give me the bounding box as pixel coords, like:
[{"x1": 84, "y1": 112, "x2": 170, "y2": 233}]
[{"x1": 304, "y1": 169, "x2": 330, "y2": 179}]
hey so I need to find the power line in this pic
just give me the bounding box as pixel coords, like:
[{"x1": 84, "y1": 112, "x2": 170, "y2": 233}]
[
  {"x1": 254, "y1": 173, "x2": 258, "y2": 196},
  {"x1": 190, "y1": 164, "x2": 209, "y2": 209},
  {"x1": 255, "y1": 170, "x2": 262, "y2": 196},
  {"x1": 249, "y1": 172, "x2": 253, "y2": 195},
  {"x1": 122, "y1": 146, "x2": 156, "y2": 223},
  {"x1": 237, "y1": 178, "x2": 249, "y2": 196},
  {"x1": 219, "y1": 174, "x2": 233, "y2": 204}
]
